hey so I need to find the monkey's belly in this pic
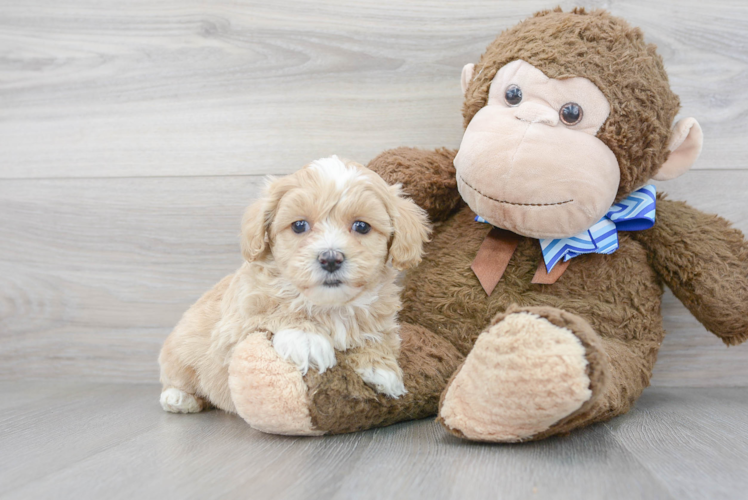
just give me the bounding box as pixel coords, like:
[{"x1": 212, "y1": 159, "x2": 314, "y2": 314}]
[{"x1": 400, "y1": 207, "x2": 664, "y2": 355}]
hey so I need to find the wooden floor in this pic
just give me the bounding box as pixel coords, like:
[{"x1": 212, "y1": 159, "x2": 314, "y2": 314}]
[{"x1": 1, "y1": 382, "x2": 747, "y2": 500}]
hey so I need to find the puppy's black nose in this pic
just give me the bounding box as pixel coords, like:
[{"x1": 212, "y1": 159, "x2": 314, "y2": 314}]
[{"x1": 318, "y1": 250, "x2": 345, "y2": 273}]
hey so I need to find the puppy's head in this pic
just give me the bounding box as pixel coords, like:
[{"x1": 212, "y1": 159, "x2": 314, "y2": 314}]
[{"x1": 242, "y1": 156, "x2": 430, "y2": 306}]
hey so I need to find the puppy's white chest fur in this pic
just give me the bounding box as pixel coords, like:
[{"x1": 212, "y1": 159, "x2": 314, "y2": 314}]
[
  {"x1": 270, "y1": 305, "x2": 380, "y2": 375},
  {"x1": 327, "y1": 308, "x2": 381, "y2": 350}
]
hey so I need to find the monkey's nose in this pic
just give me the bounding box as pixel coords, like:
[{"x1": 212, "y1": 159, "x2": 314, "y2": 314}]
[
  {"x1": 514, "y1": 102, "x2": 559, "y2": 126},
  {"x1": 318, "y1": 250, "x2": 345, "y2": 273}
]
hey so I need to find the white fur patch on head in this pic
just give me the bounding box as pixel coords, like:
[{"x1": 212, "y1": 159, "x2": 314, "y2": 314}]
[
  {"x1": 309, "y1": 155, "x2": 362, "y2": 190},
  {"x1": 311, "y1": 219, "x2": 348, "y2": 255},
  {"x1": 356, "y1": 366, "x2": 407, "y2": 398},
  {"x1": 272, "y1": 329, "x2": 337, "y2": 375},
  {"x1": 160, "y1": 388, "x2": 202, "y2": 413}
]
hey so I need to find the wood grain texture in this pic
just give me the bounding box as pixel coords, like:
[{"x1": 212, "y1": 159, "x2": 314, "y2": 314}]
[
  {"x1": 1, "y1": 171, "x2": 748, "y2": 384},
  {"x1": 2, "y1": 382, "x2": 747, "y2": 500},
  {"x1": 0, "y1": 176, "x2": 259, "y2": 381},
  {"x1": 609, "y1": 388, "x2": 748, "y2": 500},
  {"x1": 0, "y1": 0, "x2": 746, "y2": 179}
]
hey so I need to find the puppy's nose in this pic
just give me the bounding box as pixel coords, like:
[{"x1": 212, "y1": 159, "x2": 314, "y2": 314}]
[{"x1": 318, "y1": 250, "x2": 345, "y2": 273}]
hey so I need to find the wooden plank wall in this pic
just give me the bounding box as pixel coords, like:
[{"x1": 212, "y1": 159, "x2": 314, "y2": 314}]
[{"x1": 2, "y1": 0, "x2": 747, "y2": 385}]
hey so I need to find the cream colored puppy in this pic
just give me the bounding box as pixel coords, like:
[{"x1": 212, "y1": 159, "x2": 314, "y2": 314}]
[{"x1": 159, "y1": 156, "x2": 430, "y2": 414}]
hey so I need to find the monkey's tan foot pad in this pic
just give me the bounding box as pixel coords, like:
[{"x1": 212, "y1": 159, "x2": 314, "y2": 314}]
[
  {"x1": 228, "y1": 333, "x2": 325, "y2": 436},
  {"x1": 438, "y1": 312, "x2": 592, "y2": 442}
]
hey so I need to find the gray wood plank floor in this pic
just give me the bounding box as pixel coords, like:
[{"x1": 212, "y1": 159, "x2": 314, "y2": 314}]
[{"x1": 2, "y1": 382, "x2": 746, "y2": 500}]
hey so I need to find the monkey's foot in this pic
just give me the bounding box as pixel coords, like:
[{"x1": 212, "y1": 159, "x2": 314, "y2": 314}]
[
  {"x1": 438, "y1": 307, "x2": 606, "y2": 442},
  {"x1": 228, "y1": 332, "x2": 324, "y2": 436}
]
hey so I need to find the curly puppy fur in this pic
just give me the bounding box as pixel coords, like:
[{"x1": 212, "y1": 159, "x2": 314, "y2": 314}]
[{"x1": 159, "y1": 158, "x2": 431, "y2": 416}]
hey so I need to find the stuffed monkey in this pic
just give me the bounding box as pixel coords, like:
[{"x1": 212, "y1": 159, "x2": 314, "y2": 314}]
[{"x1": 228, "y1": 8, "x2": 748, "y2": 442}]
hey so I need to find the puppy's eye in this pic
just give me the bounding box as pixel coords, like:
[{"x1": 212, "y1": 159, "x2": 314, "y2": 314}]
[
  {"x1": 291, "y1": 220, "x2": 310, "y2": 234},
  {"x1": 504, "y1": 84, "x2": 522, "y2": 106},
  {"x1": 352, "y1": 221, "x2": 371, "y2": 234},
  {"x1": 559, "y1": 102, "x2": 583, "y2": 125}
]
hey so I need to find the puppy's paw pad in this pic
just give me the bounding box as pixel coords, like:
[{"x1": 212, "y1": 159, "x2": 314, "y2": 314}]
[
  {"x1": 272, "y1": 329, "x2": 336, "y2": 375},
  {"x1": 160, "y1": 388, "x2": 202, "y2": 414},
  {"x1": 357, "y1": 366, "x2": 407, "y2": 398}
]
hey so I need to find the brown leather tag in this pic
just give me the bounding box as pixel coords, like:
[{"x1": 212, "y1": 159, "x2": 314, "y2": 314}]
[
  {"x1": 471, "y1": 227, "x2": 520, "y2": 295},
  {"x1": 531, "y1": 259, "x2": 570, "y2": 284}
]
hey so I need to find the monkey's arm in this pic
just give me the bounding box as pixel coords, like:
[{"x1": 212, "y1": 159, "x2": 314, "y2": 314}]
[
  {"x1": 631, "y1": 195, "x2": 748, "y2": 346},
  {"x1": 368, "y1": 147, "x2": 462, "y2": 223}
]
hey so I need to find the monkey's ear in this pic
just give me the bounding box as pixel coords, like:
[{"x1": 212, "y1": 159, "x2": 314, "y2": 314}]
[
  {"x1": 461, "y1": 63, "x2": 475, "y2": 96},
  {"x1": 653, "y1": 118, "x2": 703, "y2": 181}
]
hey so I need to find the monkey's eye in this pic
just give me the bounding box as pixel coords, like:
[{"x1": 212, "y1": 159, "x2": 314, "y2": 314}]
[
  {"x1": 560, "y1": 102, "x2": 583, "y2": 126},
  {"x1": 352, "y1": 221, "x2": 371, "y2": 234},
  {"x1": 504, "y1": 85, "x2": 522, "y2": 106},
  {"x1": 291, "y1": 220, "x2": 310, "y2": 234}
]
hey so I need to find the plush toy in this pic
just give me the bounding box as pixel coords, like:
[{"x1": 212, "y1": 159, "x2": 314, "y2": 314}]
[{"x1": 228, "y1": 8, "x2": 748, "y2": 441}]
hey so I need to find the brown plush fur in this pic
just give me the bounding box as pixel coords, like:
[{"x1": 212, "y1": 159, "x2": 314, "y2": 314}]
[
  {"x1": 369, "y1": 147, "x2": 464, "y2": 222},
  {"x1": 403, "y1": 206, "x2": 667, "y2": 434},
  {"x1": 633, "y1": 194, "x2": 748, "y2": 346},
  {"x1": 231, "y1": 9, "x2": 748, "y2": 440},
  {"x1": 304, "y1": 323, "x2": 464, "y2": 433}
]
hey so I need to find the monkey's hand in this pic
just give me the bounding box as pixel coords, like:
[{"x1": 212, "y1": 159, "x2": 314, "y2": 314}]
[
  {"x1": 631, "y1": 194, "x2": 748, "y2": 346},
  {"x1": 368, "y1": 147, "x2": 462, "y2": 223}
]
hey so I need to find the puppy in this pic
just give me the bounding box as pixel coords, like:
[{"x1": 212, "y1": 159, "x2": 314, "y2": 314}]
[{"x1": 159, "y1": 156, "x2": 430, "y2": 414}]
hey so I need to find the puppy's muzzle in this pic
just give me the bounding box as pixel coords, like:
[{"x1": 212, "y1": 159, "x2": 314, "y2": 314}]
[{"x1": 318, "y1": 250, "x2": 345, "y2": 273}]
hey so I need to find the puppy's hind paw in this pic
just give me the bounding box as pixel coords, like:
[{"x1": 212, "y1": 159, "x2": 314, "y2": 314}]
[
  {"x1": 160, "y1": 388, "x2": 205, "y2": 414},
  {"x1": 272, "y1": 329, "x2": 337, "y2": 375},
  {"x1": 357, "y1": 366, "x2": 408, "y2": 398}
]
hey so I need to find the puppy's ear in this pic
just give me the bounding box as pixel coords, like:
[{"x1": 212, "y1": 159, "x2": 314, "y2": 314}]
[
  {"x1": 241, "y1": 197, "x2": 268, "y2": 262},
  {"x1": 241, "y1": 176, "x2": 295, "y2": 262},
  {"x1": 388, "y1": 184, "x2": 431, "y2": 271}
]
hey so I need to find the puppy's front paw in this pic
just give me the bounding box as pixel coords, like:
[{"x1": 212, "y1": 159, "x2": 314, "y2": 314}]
[
  {"x1": 272, "y1": 329, "x2": 336, "y2": 375},
  {"x1": 356, "y1": 366, "x2": 407, "y2": 398}
]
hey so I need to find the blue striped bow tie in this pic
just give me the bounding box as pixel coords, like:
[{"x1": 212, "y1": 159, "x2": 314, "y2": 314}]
[{"x1": 475, "y1": 185, "x2": 656, "y2": 273}]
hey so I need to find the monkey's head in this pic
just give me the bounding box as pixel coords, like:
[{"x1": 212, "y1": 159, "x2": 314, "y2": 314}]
[{"x1": 455, "y1": 8, "x2": 703, "y2": 239}]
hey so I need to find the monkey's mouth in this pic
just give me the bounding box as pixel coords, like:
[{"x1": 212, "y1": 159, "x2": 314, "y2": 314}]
[{"x1": 458, "y1": 174, "x2": 573, "y2": 207}]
